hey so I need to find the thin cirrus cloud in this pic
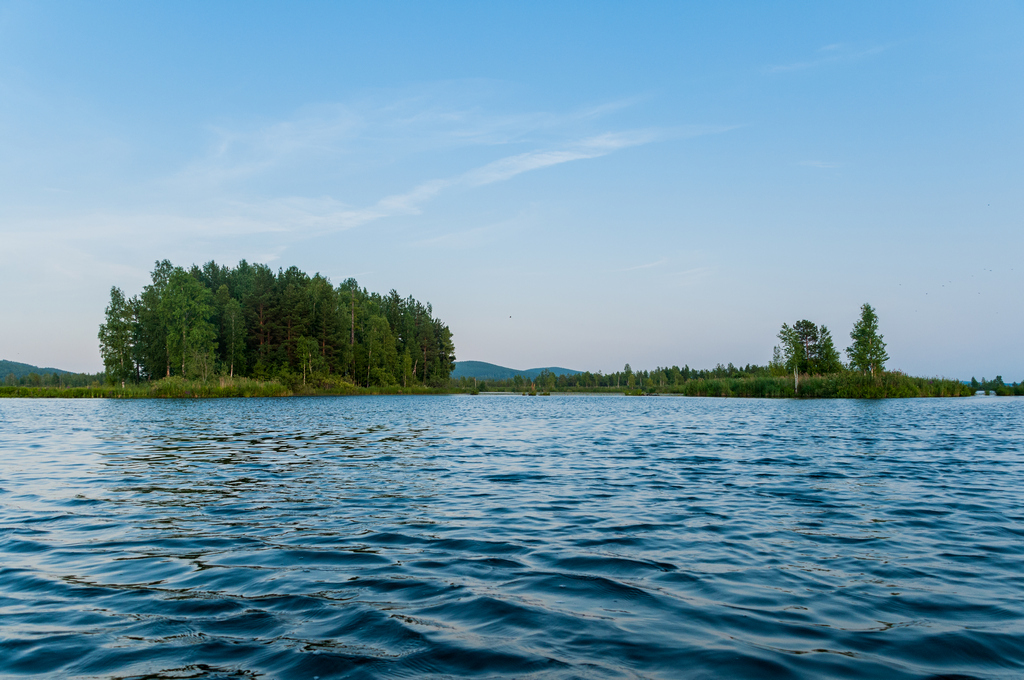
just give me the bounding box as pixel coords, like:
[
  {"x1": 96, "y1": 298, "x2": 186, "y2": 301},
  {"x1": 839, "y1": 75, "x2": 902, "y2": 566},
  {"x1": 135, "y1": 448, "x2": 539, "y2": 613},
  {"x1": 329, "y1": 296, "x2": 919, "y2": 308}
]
[
  {"x1": 767, "y1": 43, "x2": 889, "y2": 73},
  {"x1": 3, "y1": 96, "x2": 736, "y2": 263},
  {"x1": 464, "y1": 130, "x2": 660, "y2": 186},
  {"x1": 239, "y1": 128, "x2": 681, "y2": 236},
  {"x1": 173, "y1": 93, "x2": 648, "y2": 189},
  {"x1": 667, "y1": 266, "x2": 713, "y2": 286},
  {"x1": 7, "y1": 130, "x2": 657, "y2": 248},
  {"x1": 617, "y1": 258, "x2": 668, "y2": 272},
  {"x1": 135, "y1": 90, "x2": 737, "y2": 243},
  {"x1": 295, "y1": 125, "x2": 734, "y2": 235},
  {"x1": 175, "y1": 108, "x2": 364, "y2": 186}
]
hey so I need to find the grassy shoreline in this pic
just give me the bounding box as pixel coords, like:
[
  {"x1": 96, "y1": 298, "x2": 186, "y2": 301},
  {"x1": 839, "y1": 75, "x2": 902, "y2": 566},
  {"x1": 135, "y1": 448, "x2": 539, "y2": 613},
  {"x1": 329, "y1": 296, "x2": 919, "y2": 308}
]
[
  {"x1": 552, "y1": 373, "x2": 976, "y2": 399},
  {"x1": 0, "y1": 376, "x2": 453, "y2": 399},
  {"x1": 0, "y1": 372, "x2": 993, "y2": 399}
]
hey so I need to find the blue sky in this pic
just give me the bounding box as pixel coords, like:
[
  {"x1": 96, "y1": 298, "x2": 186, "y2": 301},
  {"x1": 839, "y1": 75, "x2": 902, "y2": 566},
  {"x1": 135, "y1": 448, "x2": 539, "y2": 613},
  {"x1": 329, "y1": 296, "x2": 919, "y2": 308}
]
[{"x1": 1, "y1": 2, "x2": 1021, "y2": 379}]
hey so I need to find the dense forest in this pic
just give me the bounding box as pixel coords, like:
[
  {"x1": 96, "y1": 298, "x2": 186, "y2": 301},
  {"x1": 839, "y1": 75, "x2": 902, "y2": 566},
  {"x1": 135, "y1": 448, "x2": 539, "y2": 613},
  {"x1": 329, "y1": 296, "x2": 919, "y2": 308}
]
[{"x1": 97, "y1": 260, "x2": 456, "y2": 389}]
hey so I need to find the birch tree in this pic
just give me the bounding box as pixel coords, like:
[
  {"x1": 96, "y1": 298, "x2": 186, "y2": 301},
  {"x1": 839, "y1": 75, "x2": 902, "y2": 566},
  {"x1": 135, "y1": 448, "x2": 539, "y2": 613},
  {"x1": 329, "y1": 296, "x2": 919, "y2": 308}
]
[
  {"x1": 98, "y1": 286, "x2": 136, "y2": 387},
  {"x1": 161, "y1": 268, "x2": 215, "y2": 379},
  {"x1": 846, "y1": 303, "x2": 888, "y2": 377}
]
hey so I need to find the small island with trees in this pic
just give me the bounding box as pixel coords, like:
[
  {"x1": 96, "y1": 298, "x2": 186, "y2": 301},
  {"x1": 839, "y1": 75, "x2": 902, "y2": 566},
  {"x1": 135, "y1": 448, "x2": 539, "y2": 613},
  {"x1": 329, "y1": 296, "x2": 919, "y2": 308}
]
[
  {"x1": 1, "y1": 260, "x2": 1019, "y2": 399},
  {"x1": 456, "y1": 303, "x2": 1016, "y2": 398}
]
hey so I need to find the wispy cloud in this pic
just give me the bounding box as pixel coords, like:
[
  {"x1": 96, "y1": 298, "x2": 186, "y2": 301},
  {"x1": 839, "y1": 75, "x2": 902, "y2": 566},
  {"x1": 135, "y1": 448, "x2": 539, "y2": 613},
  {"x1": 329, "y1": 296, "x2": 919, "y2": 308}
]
[
  {"x1": 465, "y1": 130, "x2": 659, "y2": 186},
  {"x1": 767, "y1": 43, "x2": 889, "y2": 73},
  {"x1": 324, "y1": 125, "x2": 733, "y2": 233},
  {"x1": 407, "y1": 223, "x2": 504, "y2": 250},
  {"x1": 618, "y1": 258, "x2": 667, "y2": 272},
  {"x1": 44, "y1": 129, "x2": 661, "y2": 242},
  {"x1": 178, "y1": 105, "x2": 363, "y2": 185},
  {"x1": 5, "y1": 88, "x2": 739, "y2": 257},
  {"x1": 667, "y1": 266, "x2": 714, "y2": 286},
  {"x1": 172, "y1": 87, "x2": 651, "y2": 189},
  {"x1": 277, "y1": 129, "x2": 672, "y2": 234}
]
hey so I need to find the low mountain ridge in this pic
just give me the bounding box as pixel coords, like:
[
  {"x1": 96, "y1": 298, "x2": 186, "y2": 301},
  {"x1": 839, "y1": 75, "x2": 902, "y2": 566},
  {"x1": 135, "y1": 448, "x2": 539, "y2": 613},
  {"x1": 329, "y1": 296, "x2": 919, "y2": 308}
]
[
  {"x1": 1, "y1": 359, "x2": 73, "y2": 380},
  {"x1": 452, "y1": 361, "x2": 582, "y2": 381}
]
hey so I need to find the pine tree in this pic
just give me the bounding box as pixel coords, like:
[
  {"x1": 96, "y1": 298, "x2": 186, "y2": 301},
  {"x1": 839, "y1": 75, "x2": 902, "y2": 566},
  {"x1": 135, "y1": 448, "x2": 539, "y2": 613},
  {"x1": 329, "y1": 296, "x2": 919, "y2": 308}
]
[{"x1": 812, "y1": 325, "x2": 843, "y2": 374}]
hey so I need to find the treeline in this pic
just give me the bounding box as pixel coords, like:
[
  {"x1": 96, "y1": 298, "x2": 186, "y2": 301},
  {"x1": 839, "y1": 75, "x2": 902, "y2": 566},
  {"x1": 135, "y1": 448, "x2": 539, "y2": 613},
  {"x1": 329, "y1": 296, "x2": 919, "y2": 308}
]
[
  {"x1": 970, "y1": 376, "x2": 1024, "y2": 396},
  {"x1": 463, "y1": 362, "x2": 774, "y2": 393},
  {"x1": 98, "y1": 260, "x2": 456, "y2": 389},
  {"x1": 462, "y1": 303, "x2": 988, "y2": 399},
  {"x1": 3, "y1": 371, "x2": 104, "y2": 388},
  {"x1": 462, "y1": 373, "x2": 974, "y2": 399}
]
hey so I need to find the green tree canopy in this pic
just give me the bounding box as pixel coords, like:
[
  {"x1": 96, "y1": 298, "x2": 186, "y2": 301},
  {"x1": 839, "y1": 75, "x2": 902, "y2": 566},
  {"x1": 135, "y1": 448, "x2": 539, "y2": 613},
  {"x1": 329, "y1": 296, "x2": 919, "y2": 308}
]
[
  {"x1": 846, "y1": 303, "x2": 888, "y2": 377},
  {"x1": 776, "y1": 319, "x2": 845, "y2": 392},
  {"x1": 161, "y1": 267, "x2": 216, "y2": 379},
  {"x1": 97, "y1": 259, "x2": 456, "y2": 388},
  {"x1": 813, "y1": 325, "x2": 843, "y2": 374},
  {"x1": 98, "y1": 286, "x2": 138, "y2": 387}
]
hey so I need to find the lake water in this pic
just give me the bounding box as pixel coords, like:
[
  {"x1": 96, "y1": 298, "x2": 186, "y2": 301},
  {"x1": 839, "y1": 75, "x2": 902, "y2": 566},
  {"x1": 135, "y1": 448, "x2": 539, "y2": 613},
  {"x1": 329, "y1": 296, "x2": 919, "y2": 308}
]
[{"x1": 1, "y1": 395, "x2": 1023, "y2": 679}]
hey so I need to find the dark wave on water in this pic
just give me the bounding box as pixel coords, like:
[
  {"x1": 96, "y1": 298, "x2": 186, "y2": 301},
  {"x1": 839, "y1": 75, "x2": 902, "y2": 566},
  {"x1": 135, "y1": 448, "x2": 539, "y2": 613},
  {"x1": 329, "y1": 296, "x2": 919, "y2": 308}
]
[{"x1": 1, "y1": 395, "x2": 1023, "y2": 679}]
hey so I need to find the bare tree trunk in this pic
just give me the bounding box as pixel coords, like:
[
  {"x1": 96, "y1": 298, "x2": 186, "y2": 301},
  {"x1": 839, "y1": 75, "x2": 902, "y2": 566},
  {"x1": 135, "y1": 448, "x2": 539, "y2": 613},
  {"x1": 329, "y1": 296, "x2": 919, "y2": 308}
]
[
  {"x1": 794, "y1": 366, "x2": 799, "y2": 394},
  {"x1": 258, "y1": 304, "x2": 265, "y2": 350}
]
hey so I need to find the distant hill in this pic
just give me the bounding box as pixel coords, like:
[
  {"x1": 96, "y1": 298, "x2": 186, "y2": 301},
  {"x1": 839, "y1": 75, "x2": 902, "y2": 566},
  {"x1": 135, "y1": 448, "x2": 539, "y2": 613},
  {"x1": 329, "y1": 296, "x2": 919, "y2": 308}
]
[
  {"x1": 1, "y1": 359, "x2": 73, "y2": 380},
  {"x1": 452, "y1": 361, "x2": 583, "y2": 381}
]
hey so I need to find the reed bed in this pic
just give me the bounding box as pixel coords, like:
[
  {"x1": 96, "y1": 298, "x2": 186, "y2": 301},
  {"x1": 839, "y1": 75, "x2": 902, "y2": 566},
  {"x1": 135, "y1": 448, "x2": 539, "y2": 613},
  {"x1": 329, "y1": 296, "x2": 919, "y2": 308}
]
[
  {"x1": 0, "y1": 376, "x2": 462, "y2": 399},
  {"x1": 508, "y1": 373, "x2": 975, "y2": 399},
  {"x1": 656, "y1": 372, "x2": 973, "y2": 398}
]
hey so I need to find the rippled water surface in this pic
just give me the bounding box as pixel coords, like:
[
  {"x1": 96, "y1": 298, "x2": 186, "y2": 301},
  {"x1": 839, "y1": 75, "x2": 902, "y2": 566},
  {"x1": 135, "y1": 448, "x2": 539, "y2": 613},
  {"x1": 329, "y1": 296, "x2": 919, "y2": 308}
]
[{"x1": 2, "y1": 395, "x2": 1023, "y2": 679}]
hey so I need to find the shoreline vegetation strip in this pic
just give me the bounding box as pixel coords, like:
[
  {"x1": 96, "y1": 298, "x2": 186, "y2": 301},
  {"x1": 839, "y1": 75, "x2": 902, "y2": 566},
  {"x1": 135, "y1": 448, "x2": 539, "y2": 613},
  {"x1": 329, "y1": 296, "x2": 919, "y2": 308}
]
[
  {"x1": 6, "y1": 261, "x2": 1015, "y2": 399},
  {"x1": 0, "y1": 373, "x2": 992, "y2": 399}
]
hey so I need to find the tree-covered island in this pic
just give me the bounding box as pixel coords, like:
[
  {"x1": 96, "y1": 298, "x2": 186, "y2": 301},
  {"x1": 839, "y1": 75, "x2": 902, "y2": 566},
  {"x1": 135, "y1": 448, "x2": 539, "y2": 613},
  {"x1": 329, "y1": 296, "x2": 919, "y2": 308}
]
[
  {"x1": 2, "y1": 264, "x2": 1018, "y2": 398},
  {"x1": 94, "y1": 260, "x2": 456, "y2": 394}
]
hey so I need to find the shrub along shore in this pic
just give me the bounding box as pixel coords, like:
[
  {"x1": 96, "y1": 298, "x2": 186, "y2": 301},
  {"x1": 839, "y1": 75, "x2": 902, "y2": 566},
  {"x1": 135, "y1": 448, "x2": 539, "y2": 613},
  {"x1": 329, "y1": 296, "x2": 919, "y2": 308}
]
[{"x1": 0, "y1": 372, "x2": 993, "y2": 399}]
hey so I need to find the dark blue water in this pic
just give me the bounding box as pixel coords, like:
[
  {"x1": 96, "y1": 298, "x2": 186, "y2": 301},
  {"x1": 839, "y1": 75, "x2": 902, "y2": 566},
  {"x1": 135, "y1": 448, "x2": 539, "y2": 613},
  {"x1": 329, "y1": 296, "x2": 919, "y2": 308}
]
[{"x1": 1, "y1": 395, "x2": 1023, "y2": 679}]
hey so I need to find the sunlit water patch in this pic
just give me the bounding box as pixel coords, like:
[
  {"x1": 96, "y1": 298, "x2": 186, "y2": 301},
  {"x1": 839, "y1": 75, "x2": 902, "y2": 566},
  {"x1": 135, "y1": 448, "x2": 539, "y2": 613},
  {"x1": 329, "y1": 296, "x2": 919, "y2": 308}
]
[{"x1": 1, "y1": 395, "x2": 1023, "y2": 679}]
